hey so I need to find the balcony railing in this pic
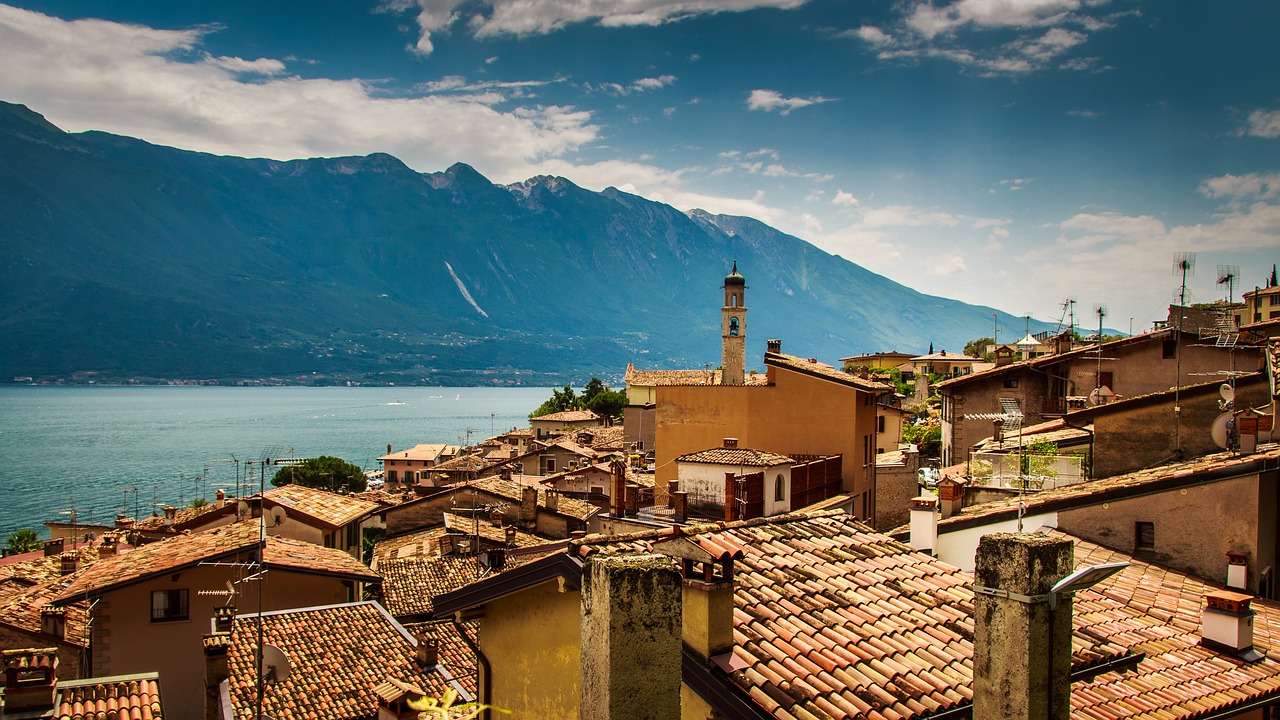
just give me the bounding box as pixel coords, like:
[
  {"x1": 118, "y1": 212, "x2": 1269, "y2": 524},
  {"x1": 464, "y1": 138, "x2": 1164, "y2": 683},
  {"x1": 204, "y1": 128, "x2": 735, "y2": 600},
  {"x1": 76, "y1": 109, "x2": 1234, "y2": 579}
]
[{"x1": 967, "y1": 451, "x2": 1086, "y2": 491}]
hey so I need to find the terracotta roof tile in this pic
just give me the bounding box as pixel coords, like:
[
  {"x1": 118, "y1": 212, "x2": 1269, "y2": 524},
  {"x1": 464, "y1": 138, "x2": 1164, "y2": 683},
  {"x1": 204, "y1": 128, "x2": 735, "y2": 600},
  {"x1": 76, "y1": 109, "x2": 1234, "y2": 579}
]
[
  {"x1": 466, "y1": 477, "x2": 599, "y2": 521},
  {"x1": 765, "y1": 352, "x2": 891, "y2": 392},
  {"x1": 531, "y1": 409, "x2": 600, "y2": 423},
  {"x1": 263, "y1": 484, "x2": 380, "y2": 528},
  {"x1": 625, "y1": 368, "x2": 767, "y2": 387},
  {"x1": 0, "y1": 550, "x2": 96, "y2": 647},
  {"x1": 224, "y1": 602, "x2": 471, "y2": 719},
  {"x1": 134, "y1": 501, "x2": 231, "y2": 532},
  {"x1": 380, "y1": 555, "x2": 486, "y2": 618},
  {"x1": 55, "y1": 672, "x2": 164, "y2": 720},
  {"x1": 676, "y1": 447, "x2": 794, "y2": 466}
]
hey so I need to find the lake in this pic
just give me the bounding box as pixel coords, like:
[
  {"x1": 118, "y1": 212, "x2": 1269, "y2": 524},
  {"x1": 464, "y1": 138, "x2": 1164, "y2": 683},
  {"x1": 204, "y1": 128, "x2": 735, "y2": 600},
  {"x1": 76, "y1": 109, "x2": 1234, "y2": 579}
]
[{"x1": 0, "y1": 386, "x2": 550, "y2": 538}]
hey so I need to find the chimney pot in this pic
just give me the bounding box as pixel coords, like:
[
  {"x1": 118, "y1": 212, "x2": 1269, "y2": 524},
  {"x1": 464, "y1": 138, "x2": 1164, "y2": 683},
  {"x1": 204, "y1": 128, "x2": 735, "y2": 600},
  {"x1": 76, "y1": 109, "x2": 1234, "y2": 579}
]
[
  {"x1": 505, "y1": 526, "x2": 517, "y2": 546},
  {"x1": 163, "y1": 505, "x2": 177, "y2": 526},
  {"x1": 213, "y1": 605, "x2": 236, "y2": 633},
  {"x1": 766, "y1": 339, "x2": 781, "y2": 353},
  {"x1": 215, "y1": 489, "x2": 226, "y2": 509},
  {"x1": 59, "y1": 551, "x2": 79, "y2": 576},
  {"x1": 909, "y1": 496, "x2": 938, "y2": 555},
  {"x1": 1202, "y1": 590, "x2": 1257, "y2": 655},
  {"x1": 1226, "y1": 551, "x2": 1250, "y2": 590},
  {"x1": 673, "y1": 491, "x2": 689, "y2": 523},
  {"x1": 416, "y1": 636, "x2": 439, "y2": 668},
  {"x1": 1, "y1": 649, "x2": 59, "y2": 712},
  {"x1": 41, "y1": 608, "x2": 67, "y2": 640},
  {"x1": 43, "y1": 539, "x2": 64, "y2": 557},
  {"x1": 722, "y1": 438, "x2": 738, "y2": 449}
]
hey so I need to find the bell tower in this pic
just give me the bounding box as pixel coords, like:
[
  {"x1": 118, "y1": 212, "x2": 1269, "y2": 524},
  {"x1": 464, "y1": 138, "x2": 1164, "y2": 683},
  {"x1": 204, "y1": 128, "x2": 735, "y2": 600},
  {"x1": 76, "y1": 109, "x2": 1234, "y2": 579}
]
[{"x1": 721, "y1": 261, "x2": 746, "y2": 386}]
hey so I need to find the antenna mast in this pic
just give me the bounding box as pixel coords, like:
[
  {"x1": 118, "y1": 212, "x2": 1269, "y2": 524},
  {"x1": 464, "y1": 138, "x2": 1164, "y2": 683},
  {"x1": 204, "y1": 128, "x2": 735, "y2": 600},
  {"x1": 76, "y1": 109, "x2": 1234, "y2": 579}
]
[
  {"x1": 1172, "y1": 252, "x2": 1196, "y2": 458},
  {"x1": 1093, "y1": 304, "x2": 1107, "y2": 396}
]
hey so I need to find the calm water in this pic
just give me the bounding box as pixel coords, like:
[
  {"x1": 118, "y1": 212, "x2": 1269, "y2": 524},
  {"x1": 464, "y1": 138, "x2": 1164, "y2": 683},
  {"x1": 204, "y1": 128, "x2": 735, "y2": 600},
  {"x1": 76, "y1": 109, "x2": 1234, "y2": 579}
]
[{"x1": 0, "y1": 386, "x2": 549, "y2": 538}]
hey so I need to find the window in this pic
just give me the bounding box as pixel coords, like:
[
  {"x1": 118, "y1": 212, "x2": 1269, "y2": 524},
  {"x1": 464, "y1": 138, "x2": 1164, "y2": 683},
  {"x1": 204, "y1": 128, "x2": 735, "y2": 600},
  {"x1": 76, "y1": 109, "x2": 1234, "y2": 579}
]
[
  {"x1": 151, "y1": 589, "x2": 189, "y2": 622},
  {"x1": 774, "y1": 475, "x2": 785, "y2": 502},
  {"x1": 1135, "y1": 522, "x2": 1155, "y2": 550},
  {"x1": 1271, "y1": 295, "x2": 1280, "y2": 306},
  {"x1": 387, "y1": 470, "x2": 397, "y2": 482},
  {"x1": 1099, "y1": 371, "x2": 1114, "y2": 389},
  {"x1": 590, "y1": 486, "x2": 604, "y2": 496},
  {"x1": 1162, "y1": 339, "x2": 1177, "y2": 359},
  {"x1": 729, "y1": 317, "x2": 739, "y2": 337},
  {"x1": 877, "y1": 415, "x2": 886, "y2": 433},
  {"x1": 1003, "y1": 379, "x2": 1019, "y2": 389},
  {"x1": 545, "y1": 458, "x2": 556, "y2": 473}
]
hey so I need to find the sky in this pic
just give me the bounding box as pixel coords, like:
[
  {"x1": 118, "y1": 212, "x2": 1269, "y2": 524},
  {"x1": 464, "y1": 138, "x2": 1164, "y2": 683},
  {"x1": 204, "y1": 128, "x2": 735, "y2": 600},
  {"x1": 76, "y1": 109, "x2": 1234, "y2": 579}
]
[{"x1": 1, "y1": 0, "x2": 1277, "y2": 335}]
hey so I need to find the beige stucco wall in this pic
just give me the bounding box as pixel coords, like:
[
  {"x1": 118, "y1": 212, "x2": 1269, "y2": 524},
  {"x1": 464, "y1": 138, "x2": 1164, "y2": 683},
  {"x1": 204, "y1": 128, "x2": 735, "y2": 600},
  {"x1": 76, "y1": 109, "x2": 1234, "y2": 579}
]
[
  {"x1": 481, "y1": 579, "x2": 582, "y2": 719},
  {"x1": 655, "y1": 368, "x2": 877, "y2": 518},
  {"x1": 676, "y1": 462, "x2": 792, "y2": 517},
  {"x1": 1058, "y1": 473, "x2": 1266, "y2": 592},
  {"x1": 88, "y1": 566, "x2": 355, "y2": 720}
]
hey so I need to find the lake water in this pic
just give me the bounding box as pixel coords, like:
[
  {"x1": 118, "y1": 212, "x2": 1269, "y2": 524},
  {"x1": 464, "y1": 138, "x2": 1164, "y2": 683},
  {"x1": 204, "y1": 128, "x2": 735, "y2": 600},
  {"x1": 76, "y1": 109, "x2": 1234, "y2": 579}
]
[{"x1": 0, "y1": 386, "x2": 550, "y2": 538}]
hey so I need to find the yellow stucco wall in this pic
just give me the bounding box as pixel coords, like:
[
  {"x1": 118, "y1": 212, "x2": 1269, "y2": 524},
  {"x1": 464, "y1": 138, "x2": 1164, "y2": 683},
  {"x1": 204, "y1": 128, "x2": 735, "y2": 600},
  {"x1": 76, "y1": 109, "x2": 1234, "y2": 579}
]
[
  {"x1": 655, "y1": 367, "x2": 878, "y2": 517},
  {"x1": 480, "y1": 579, "x2": 582, "y2": 719},
  {"x1": 89, "y1": 565, "x2": 354, "y2": 720}
]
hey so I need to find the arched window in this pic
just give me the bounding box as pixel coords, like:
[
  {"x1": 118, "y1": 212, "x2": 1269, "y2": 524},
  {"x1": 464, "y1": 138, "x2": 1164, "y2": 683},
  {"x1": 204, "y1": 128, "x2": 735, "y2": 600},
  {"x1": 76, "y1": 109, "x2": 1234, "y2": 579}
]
[
  {"x1": 774, "y1": 475, "x2": 785, "y2": 502},
  {"x1": 731, "y1": 295, "x2": 738, "y2": 308},
  {"x1": 729, "y1": 317, "x2": 739, "y2": 337}
]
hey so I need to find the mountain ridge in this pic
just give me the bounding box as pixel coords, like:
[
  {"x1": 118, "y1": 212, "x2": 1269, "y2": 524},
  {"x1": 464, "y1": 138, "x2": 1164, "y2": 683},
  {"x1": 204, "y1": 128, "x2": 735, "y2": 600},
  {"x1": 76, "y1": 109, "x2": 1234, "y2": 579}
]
[{"x1": 0, "y1": 101, "x2": 1051, "y2": 385}]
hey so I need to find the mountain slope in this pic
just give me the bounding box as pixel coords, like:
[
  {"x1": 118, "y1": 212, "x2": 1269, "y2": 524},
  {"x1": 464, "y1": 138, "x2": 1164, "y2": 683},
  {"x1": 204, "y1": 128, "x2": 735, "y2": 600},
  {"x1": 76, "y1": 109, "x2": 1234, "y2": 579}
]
[{"x1": 0, "y1": 102, "x2": 1050, "y2": 384}]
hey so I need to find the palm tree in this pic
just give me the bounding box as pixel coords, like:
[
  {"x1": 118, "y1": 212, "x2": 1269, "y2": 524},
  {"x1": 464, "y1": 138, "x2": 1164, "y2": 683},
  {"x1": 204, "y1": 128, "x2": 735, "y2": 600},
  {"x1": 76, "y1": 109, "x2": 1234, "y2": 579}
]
[{"x1": 5, "y1": 528, "x2": 42, "y2": 554}]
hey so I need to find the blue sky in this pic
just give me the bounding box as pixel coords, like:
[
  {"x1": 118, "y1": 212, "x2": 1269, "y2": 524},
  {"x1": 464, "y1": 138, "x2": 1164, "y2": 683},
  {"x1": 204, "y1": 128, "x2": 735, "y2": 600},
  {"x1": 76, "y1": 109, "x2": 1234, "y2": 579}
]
[{"x1": 2, "y1": 0, "x2": 1277, "y2": 337}]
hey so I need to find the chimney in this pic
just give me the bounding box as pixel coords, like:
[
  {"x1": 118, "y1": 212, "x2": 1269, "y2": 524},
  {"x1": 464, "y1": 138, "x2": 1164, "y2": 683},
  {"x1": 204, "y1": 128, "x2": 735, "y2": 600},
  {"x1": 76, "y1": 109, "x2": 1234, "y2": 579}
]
[
  {"x1": 490, "y1": 510, "x2": 503, "y2": 527},
  {"x1": 1202, "y1": 590, "x2": 1260, "y2": 658},
  {"x1": 995, "y1": 347, "x2": 1014, "y2": 367},
  {"x1": 667, "y1": 480, "x2": 679, "y2": 508},
  {"x1": 43, "y1": 539, "x2": 63, "y2": 557},
  {"x1": 624, "y1": 485, "x2": 638, "y2": 517},
  {"x1": 673, "y1": 492, "x2": 688, "y2": 523},
  {"x1": 163, "y1": 505, "x2": 177, "y2": 527},
  {"x1": 611, "y1": 462, "x2": 626, "y2": 517},
  {"x1": 415, "y1": 635, "x2": 439, "y2": 668},
  {"x1": 973, "y1": 533, "x2": 1073, "y2": 720},
  {"x1": 722, "y1": 437, "x2": 738, "y2": 449},
  {"x1": 215, "y1": 489, "x2": 226, "y2": 509},
  {"x1": 936, "y1": 478, "x2": 965, "y2": 519},
  {"x1": 654, "y1": 535, "x2": 743, "y2": 664},
  {"x1": 59, "y1": 551, "x2": 79, "y2": 576},
  {"x1": 375, "y1": 678, "x2": 428, "y2": 720},
  {"x1": 546, "y1": 490, "x2": 560, "y2": 513},
  {"x1": 487, "y1": 548, "x2": 507, "y2": 572},
  {"x1": 505, "y1": 526, "x2": 517, "y2": 547},
  {"x1": 1227, "y1": 551, "x2": 1250, "y2": 590},
  {"x1": 213, "y1": 605, "x2": 236, "y2": 633},
  {"x1": 992, "y1": 418, "x2": 1004, "y2": 444},
  {"x1": 203, "y1": 633, "x2": 232, "y2": 720},
  {"x1": 387, "y1": 443, "x2": 393, "y2": 455},
  {"x1": 724, "y1": 473, "x2": 737, "y2": 523},
  {"x1": 579, "y1": 554, "x2": 682, "y2": 720},
  {"x1": 519, "y1": 486, "x2": 537, "y2": 528},
  {"x1": 909, "y1": 496, "x2": 937, "y2": 555},
  {"x1": 40, "y1": 608, "x2": 67, "y2": 640},
  {"x1": 2, "y1": 648, "x2": 60, "y2": 713},
  {"x1": 766, "y1": 339, "x2": 781, "y2": 354},
  {"x1": 100, "y1": 533, "x2": 119, "y2": 556}
]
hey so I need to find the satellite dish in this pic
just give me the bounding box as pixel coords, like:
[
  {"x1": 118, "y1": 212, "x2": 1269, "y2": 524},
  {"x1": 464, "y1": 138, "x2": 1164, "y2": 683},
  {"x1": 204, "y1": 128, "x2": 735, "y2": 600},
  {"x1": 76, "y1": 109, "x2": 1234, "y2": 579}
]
[
  {"x1": 1220, "y1": 383, "x2": 1235, "y2": 403},
  {"x1": 237, "y1": 500, "x2": 250, "y2": 517},
  {"x1": 1211, "y1": 412, "x2": 1233, "y2": 449},
  {"x1": 260, "y1": 644, "x2": 292, "y2": 683},
  {"x1": 269, "y1": 506, "x2": 288, "y2": 526}
]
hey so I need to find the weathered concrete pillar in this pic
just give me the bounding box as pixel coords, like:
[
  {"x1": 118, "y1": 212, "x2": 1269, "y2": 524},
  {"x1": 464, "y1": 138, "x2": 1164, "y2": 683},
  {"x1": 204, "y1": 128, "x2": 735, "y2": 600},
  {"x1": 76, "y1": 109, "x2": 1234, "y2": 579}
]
[
  {"x1": 580, "y1": 554, "x2": 682, "y2": 720},
  {"x1": 973, "y1": 533, "x2": 1073, "y2": 720}
]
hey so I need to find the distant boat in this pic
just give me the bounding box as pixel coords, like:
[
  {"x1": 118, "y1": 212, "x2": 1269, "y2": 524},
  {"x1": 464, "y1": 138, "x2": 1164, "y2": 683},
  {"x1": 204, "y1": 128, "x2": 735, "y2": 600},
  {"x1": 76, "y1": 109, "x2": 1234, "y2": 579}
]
[
  {"x1": 455, "y1": 394, "x2": 461, "y2": 400},
  {"x1": 386, "y1": 400, "x2": 405, "y2": 406},
  {"x1": 429, "y1": 395, "x2": 443, "y2": 399}
]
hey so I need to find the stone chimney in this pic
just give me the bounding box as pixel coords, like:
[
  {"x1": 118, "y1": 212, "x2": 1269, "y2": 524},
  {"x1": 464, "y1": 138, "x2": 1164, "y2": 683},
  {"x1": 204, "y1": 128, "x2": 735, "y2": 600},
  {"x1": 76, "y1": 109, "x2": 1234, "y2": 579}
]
[
  {"x1": 40, "y1": 608, "x2": 67, "y2": 641},
  {"x1": 909, "y1": 496, "x2": 937, "y2": 555},
  {"x1": 2, "y1": 648, "x2": 59, "y2": 713},
  {"x1": 654, "y1": 534, "x2": 744, "y2": 665},
  {"x1": 490, "y1": 510, "x2": 503, "y2": 527},
  {"x1": 213, "y1": 605, "x2": 236, "y2": 634},
  {"x1": 99, "y1": 533, "x2": 119, "y2": 557},
  {"x1": 415, "y1": 635, "x2": 439, "y2": 668},
  {"x1": 724, "y1": 473, "x2": 737, "y2": 523},
  {"x1": 59, "y1": 551, "x2": 79, "y2": 576},
  {"x1": 163, "y1": 505, "x2": 177, "y2": 527},
  {"x1": 546, "y1": 490, "x2": 560, "y2": 513},
  {"x1": 505, "y1": 526, "x2": 517, "y2": 547},
  {"x1": 387, "y1": 443, "x2": 393, "y2": 455},
  {"x1": 43, "y1": 539, "x2": 63, "y2": 557},
  {"x1": 580, "y1": 554, "x2": 682, "y2": 720},
  {"x1": 215, "y1": 489, "x2": 226, "y2": 509},
  {"x1": 624, "y1": 485, "x2": 638, "y2": 517},
  {"x1": 1227, "y1": 551, "x2": 1250, "y2": 590},
  {"x1": 995, "y1": 346, "x2": 1015, "y2": 367},
  {"x1": 667, "y1": 480, "x2": 679, "y2": 508},
  {"x1": 992, "y1": 418, "x2": 1004, "y2": 444},
  {"x1": 115, "y1": 514, "x2": 135, "y2": 530},
  {"x1": 673, "y1": 492, "x2": 688, "y2": 523},
  {"x1": 611, "y1": 461, "x2": 627, "y2": 517},
  {"x1": 203, "y1": 633, "x2": 231, "y2": 720},
  {"x1": 766, "y1": 339, "x2": 781, "y2": 354},
  {"x1": 973, "y1": 533, "x2": 1073, "y2": 720},
  {"x1": 1202, "y1": 590, "x2": 1260, "y2": 658},
  {"x1": 722, "y1": 437, "x2": 738, "y2": 449},
  {"x1": 519, "y1": 486, "x2": 537, "y2": 529}
]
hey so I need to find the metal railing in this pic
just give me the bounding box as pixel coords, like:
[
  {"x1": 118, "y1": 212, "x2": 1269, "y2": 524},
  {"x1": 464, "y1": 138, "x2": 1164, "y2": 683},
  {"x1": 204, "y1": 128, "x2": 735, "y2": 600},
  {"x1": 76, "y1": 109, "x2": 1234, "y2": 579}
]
[{"x1": 967, "y1": 451, "x2": 1086, "y2": 491}]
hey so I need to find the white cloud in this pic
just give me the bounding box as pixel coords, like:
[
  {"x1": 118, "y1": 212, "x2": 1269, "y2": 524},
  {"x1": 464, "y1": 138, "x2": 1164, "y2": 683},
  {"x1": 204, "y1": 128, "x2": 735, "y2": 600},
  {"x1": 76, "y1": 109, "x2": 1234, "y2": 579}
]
[
  {"x1": 929, "y1": 255, "x2": 968, "y2": 276},
  {"x1": 832, "y1": 190, "x2": 858, "y2": 207},
  {"x1": 985, "y1": 226, "x2": 1009, "y2": 251},
  {"x1": 801, "y1": 212, "x2": 823, "y2": 235},
  {"x1": 1067, "y1": 108, "x2": 1103, "y2": 118},
  {"x1": 0, "y1": 4, "x2": 597, "y2": 184},
  {"x1": 404, "y1": 0, "x2": 809, "y2": 54},
  {"x1": 746, "y1": 147, "x2": 779, "y2": 159},
  {"x1": 1199, "y1": 172, "x2": 1280, "y2": 201},
  {"x1": 746, "y1": 89, "x2": 834, "y2": 115},
  {"x1": 1244, "y1": 108, "x2": 1280, "y2": 138},
  {"x1": 998, "y1": 178, "x2": 1036, "y2": 192}
]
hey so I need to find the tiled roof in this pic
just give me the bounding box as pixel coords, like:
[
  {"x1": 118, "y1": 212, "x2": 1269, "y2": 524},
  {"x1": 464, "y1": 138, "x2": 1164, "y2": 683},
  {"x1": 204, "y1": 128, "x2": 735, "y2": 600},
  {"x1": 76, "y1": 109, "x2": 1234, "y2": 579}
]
[
  {"x1": 576, "y1": 425, "x2": 627, "y2": 450},
  {"x1": 625, "y1": 366, "x2": 772, "y2": 387},
  {"x1": 441, "y1": 512, "x2": 545, "y2": 548},
  {"x1": 54, "y1": 672, "x2": 164, "y2": 720},
  {"x1": 545, "y1": 437, "x2": 599, "y2": 458},
  {"x1": 402, "y1": 620, "x2": 478, "y2": 697},
  {"x1": 467, "y1": 477, "x2": 599, "y2": 521},
  {"x1": 934, "y1": 444, "x2": 1280, "y2": 533},
  {"x1": 224, "y1": 602, "x2": 471, "y2": 719},
  {"x1": 372, "y1": 527, "x2": 453, "y2": 568},
  {"x1": 379, "y1": 443, "x2": 458, "y2": 462},
  {"x1": 0, "y1": 550, "x2": 96, "y2": 648},
  {"x1": 430, "y1": 453, "x2": 492, "y2": 473},
  {"x1": 263, "y1": 484, "x2": 380, "y2": 528},
  {"x1": 676, "y1": 447, "x2": 794, "y2": 467},
  {"x1": 765, "y1": 352, "x2": 891, "y2": 392},
  {"x1": 1061, "y1": 530, "x2": 1280, "y2": 720},
  {"x1": 971, "y1": 418, "x2": 1093, "y2": 452},
  {"x1": 936, "y1": 328, "x2": 1176, "y2": 390},
  {"x1": 53, "y1": 522, "x2": 377, "y2": 603},
  {"x1": 133, "y1": 500, "x2": 231, "y2": 532},
  {"x1": 380, "y1": 555, "x2": 484, "y2": 618},
  {"x1": 531, "y1": 409, "x2": 601, "y2": 423},
  {"x1": 910, "y1": 351, "x2": 980, "y2": 362}
]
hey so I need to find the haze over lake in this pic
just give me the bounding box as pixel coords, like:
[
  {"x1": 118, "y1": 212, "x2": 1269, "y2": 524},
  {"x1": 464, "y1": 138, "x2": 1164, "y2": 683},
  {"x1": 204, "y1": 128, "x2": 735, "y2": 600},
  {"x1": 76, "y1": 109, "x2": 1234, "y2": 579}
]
[{"x1": 0, "y1": 386, "x2": 549, "y2": 538}]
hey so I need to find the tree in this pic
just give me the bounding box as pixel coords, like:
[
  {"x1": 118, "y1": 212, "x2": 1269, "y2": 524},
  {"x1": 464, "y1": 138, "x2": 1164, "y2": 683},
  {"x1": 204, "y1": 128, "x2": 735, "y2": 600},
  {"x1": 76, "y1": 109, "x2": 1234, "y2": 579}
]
[
  {"x1": 272, "y1": 455, "x2": 367, "y2": 492},
  {"x1": 5, "y1": 528, "x2": 42, "y2": 554},
  {"x1": 530, "y1": 385, "x2": 580, "y2": 418},
  {"x1": 903, "y1": 421, "x2": 942, "y2": 458},
  {"x1": 585, "y1": 388, "x2": 628, "y2": 420},
  {"x1": 187, "y1": 497, "x2": 209, "y2": 509},
  {"x1": 964, "y1": 337, "x2": 995, "y2": 361},
  {"x1": 581, "y1": 377, "x2": 607, "y2": 405}
]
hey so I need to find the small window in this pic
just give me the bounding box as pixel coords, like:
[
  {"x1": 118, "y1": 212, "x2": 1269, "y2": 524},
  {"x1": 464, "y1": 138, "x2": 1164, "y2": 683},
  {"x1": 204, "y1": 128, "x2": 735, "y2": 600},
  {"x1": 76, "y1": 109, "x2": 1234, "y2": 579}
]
[
  {"x1": 1162, "y1": 340, "x2": 1176, "y2": 359},
  {"x1": 1003, "y1": 379, "x2": 1019, "y2": 389},
  {"x1": 545, "y1": 458, "x2": 556, "y2": 473},
  {"x1": 729, "y1": 317, "x2": 739, "y2": 337},
  {"x1": 877, "y1": 416, "x2": 886, "y2": 433},
  {"x1": 590, "y1": 486, "x2": 604, "y2": 495},
  {"x1": 774, "y1": 475, "x2": 785, "y2": 502},
  {"x1": 1135, "y1": 522, "x2": 1155, "y2": 550},
  {"x1": 151, "y1": 589, "x2": 189, "y2": 622},
  {"x1": 387, "y1": 470, "x2": 397, "y2": 482}
]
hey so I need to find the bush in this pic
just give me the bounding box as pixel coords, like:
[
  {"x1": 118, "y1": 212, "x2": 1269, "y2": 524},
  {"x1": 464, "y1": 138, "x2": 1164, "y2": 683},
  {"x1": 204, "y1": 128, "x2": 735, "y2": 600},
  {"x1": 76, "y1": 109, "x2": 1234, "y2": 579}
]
[{"x1": 272, "y1": 455, "x2": 367, "y2": 492}]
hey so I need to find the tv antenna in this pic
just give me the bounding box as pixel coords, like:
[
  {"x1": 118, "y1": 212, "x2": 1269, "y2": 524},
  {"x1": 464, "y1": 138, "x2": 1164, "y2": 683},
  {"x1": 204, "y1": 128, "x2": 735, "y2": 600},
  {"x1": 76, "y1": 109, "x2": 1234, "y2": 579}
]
[
  {"x1": 1055, "y1": 298, "x2": 1077, "y2": 339},
  {"x1": 1092, "y1": 304, "x2": 1108, "y2": 397},
  {"x1": 1217, "y1": 265, "x2": 1240, "y2": 304},
  {"x1": 1171, "y1": 252, "x2": 1195, "y2": 458}
]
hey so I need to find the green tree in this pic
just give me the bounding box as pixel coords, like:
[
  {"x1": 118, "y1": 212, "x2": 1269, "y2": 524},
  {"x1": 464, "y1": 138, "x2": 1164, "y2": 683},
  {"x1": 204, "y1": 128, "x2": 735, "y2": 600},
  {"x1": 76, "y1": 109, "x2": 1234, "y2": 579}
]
[
  {"x1": 187, "y1": 497, "x2": 209, "y2": 509},
  {"x1": 963, "y1": 337, "x2": 995, "y2": 361},
  {"x1": 585, "y1": 388, "x2": 628, "y2": 420},
  {"x1": 530, "y1": 384, "x2": 581, "y2": 418},
  {"x1": 581, "y1": 377, "x2": 607, "y2": 405},
  {"x1": 5, "y1": 528, "x2": 42, "y2": 554},
  {"x1": 272, "y1": 455, "x2": 367, "y2": 492},
  {"x1": 903, "y1": 421, "x2": 942, "y2": 458}
]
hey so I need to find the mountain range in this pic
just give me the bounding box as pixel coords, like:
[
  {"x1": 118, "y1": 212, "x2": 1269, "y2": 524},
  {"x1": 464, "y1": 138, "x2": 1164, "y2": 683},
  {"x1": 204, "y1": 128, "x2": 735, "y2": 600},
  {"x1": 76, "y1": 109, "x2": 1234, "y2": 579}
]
[{"x1": 0, "y1": 101, "x2": 1052, "y2": 385}]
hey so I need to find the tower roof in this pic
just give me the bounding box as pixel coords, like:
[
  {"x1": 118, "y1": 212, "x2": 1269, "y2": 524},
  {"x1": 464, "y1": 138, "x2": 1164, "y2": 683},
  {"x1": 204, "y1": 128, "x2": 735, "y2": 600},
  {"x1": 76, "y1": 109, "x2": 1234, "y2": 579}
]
[{"x1": 723, "y1": 260, "x2": 745, "y2": 287}]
